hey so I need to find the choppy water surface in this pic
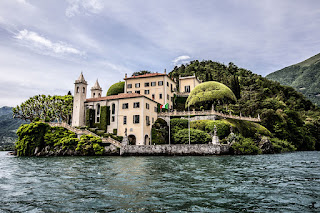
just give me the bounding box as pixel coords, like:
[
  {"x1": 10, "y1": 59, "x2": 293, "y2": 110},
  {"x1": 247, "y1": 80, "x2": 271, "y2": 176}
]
[{"x1": 0, "y1": 151, "x2": 319, "y2": 212}]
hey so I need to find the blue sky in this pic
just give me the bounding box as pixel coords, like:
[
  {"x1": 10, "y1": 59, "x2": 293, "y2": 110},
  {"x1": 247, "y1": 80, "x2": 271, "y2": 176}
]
[{"x1": 0, "y1": 0, "x2": 319, "y2": 107}]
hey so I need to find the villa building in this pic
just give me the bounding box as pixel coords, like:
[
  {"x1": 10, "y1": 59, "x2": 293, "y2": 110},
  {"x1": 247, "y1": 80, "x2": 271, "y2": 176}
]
[{"x1": 72, "y1": 71, "x2": 200, "y2": 145}]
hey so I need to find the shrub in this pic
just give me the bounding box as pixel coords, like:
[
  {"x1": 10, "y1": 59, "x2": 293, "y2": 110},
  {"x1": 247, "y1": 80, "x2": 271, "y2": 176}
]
[
  {"x1": 15, "y1": 122, "x2": 50, "y2": 156},
  {"x1": 54, "y1": 137, "x2": 79, "y2": 150},
  {"x1": 205, "y1": 120, "x2": 233, "y2": 139},
  {"x1": 271, "y1": 138, "x2": 297, "y2": 153},
  {"x1": 151, "y1": 118, "x2": 168, "y2": 144},
  {"x1": 107, "y1": 81, "x2": 125, "y2": 96},
  {"x1": 231, "y1": 135, "x2": 261, "y2": 155},
  {"x1": 173, "y1": 128, "x2": 211, "y2": 144},
  {"x1": 76, "y1": 134, "x2": 103, "y2": 155},
  {"x1": 190, "y1": 120, "x2": 210, "y2": 131},
  {"x1": 170, "y1": 118, "x2": 188, "y2": 135}
]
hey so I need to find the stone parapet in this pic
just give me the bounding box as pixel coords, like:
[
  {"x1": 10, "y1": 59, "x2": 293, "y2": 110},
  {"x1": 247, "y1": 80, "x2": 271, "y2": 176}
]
[{"x1": 120, "y1": 144, "x2": 230, "y2": 156}]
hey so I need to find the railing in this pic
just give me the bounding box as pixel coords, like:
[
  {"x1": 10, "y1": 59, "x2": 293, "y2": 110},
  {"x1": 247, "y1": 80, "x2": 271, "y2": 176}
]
[
  {"x1": 158, "y1": 109, "x2": 261, "y2": 122},
  {"x1": 47, "y1": 122, "x2": 122, "y2": 148}
]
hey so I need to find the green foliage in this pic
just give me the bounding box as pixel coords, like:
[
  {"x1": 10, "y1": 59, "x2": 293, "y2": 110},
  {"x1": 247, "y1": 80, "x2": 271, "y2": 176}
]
[
  {"x1": 174, "y1": 96, "x2": 188, "y2": 111},
  {"x1": 173, "y1": 128, "x2": 211, "y2": 144},
  {"x1": 170, "y1": 118, "x2": 188, "y2": 134},
  {"x1": 231, "y1": 135, "x2": 261, "y2": 155},
  {"x1": 270, "y1": 138, "x2": 296, "y2": 153},
  {"x1": 54, "y1": 137, "x2": 79, "y2": 150},
  {"x1": 76, "y1": 134, "x2": 103, "y2": 155},
  {"x1": 113, "y1": 129, "x2": 117, "y2": 135},
  {"x1": 266, "y1": 53, "x2": 320, "y2": 106},
  {"x1": 12, "y1": 94, "x2": 73, "y2": 123},
  {"x1": 186, "y1": 81, "x2": 236, "y2": 109},
  {"x1": 227, "y1": 119, "x2": 272, "y2": 138},
  {"x1": 151, "y1": 118, "x2": 168, "y2": 144},
  {"x1": 85, "y1": 109, "x2": 95, "y2": 128},
  {"x1": 230, "y1": 75, "x2": 241, "y2": 99},
  {"x1": 204, "y1": 120, "x2": 233, "y2": 139},
  {"x1": 44, "y1": 126, "x2": 76, "y2": 146},
  {"x1": 15, "y1": 122, "x2": 50, "y2": 156},
  {"x1": 132, "y1": 70, "x2": 151, "y2": 76},
  {"x1": 107, "y1": 82, "x2": 125, "y2": 96},
  {"x1": 190, "y1": 120, "x2": 211, "y2": 131},
  {"x1": 94, "y1": 106, "x2": 108, "y2": 131}
]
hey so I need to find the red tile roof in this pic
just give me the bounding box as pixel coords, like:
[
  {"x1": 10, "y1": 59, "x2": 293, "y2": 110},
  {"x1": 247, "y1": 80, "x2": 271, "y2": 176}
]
[
  {"x1": 124, "y1": 73, "x2": 166, "y2": 80},
  {"x1": 85, "y1": 93, "x2": 158, "y2": 103}
]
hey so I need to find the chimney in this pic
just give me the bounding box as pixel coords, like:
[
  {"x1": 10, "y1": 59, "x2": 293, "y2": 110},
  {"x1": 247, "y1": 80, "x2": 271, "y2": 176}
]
[{"x1": 164, "y1": 69, "x2": 166, "y2": 74}]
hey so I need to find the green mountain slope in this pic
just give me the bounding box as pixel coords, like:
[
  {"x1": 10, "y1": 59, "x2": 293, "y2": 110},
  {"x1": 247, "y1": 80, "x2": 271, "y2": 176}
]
[
  {"x1": 0, "y1": 106, "x2": 27, "y2": 150},
  {"x1": 266, "y1": 53, "x2": 320, "y2": 106},
  {"x1": 169, "y1": 60, "x2": 320, "y2": 151}
]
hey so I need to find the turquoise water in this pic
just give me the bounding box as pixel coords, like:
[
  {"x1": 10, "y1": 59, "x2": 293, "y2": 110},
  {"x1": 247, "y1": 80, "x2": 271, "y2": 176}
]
[{"x1": 0, "y1": 151, "x2": 319, "y2": 212}]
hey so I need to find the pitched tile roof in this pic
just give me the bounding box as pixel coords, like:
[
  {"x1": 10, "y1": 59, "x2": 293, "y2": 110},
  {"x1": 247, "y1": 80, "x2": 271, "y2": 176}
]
[{"x1": 124, "y1": 73, "x2": 166, "y2": 80}]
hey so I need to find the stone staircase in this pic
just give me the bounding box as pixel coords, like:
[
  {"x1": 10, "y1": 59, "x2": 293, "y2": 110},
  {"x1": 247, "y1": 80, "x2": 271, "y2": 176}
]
[{"x1": 47, "y1": 122, "x2": 122, "y2": 148}]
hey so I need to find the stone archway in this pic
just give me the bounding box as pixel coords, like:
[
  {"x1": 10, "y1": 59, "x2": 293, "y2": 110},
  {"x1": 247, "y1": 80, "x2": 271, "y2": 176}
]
[
  {"x1": 144, "y1": 135, "x2": 149, "y2": 145},
  {"x1": 128, "y1": 134, "x2": 136, "y2": 145}
]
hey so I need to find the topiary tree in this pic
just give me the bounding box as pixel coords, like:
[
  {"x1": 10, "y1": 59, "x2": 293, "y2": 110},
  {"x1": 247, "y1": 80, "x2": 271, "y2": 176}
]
[
  {"x1": 185, "y1": 81, "x2": 236, "y2": 109},
  {"x1": 173, "y1": 128, "x2": 211, "y2": 144},
  {"x1": 107, "y1": 81, "x2": 125, "y2": 96}
]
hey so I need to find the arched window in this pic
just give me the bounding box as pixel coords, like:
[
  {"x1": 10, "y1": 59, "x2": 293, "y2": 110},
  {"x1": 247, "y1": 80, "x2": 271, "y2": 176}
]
[
  {"x1": 112, "y1": 103, "x2": 115, "y2": 114},
  {"x1": 98, "y1": 93, "x2": 101, "y2": 97},
  {"x1": 83, "y1": 87, "x2": 85, "y2": 93},
  {"x1": 93, "y1": 93, "x2": 95, "y2": 97},
  {"x1": 76, "y1": 87, "x2": 79, "y2": 93}
]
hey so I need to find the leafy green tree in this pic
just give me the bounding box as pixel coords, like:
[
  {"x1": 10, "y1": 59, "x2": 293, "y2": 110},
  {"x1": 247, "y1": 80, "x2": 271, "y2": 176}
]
[
  {"x1": 107, "y1": 81, "x2": 125, "y2": 96},
  {"x1": 132, "y1": 70, "x2": 151, "y2": 76},
  {"x1": 12, "y1": 95, "x2": 73, "y2": 123}
]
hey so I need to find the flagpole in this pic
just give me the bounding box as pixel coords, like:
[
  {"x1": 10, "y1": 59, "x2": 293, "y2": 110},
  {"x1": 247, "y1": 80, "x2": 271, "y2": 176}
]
[{"x1": 169, "y1": 114, "x2": 171, "y2": 145}]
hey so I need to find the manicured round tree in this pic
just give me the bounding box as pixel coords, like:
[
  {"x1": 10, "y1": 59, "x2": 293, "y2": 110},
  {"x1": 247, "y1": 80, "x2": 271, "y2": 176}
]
[
  {"x1": 107, "y1": 81, "x2": 125, "y2": 96},
  {"x1": 185, "y1": 81, "x2": 236, "y2": 109}
]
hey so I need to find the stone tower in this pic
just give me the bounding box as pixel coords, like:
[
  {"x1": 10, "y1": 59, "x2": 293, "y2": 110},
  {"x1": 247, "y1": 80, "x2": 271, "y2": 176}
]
[
  {"x1": 72, "y1": 72, "x2": 87, "y2": 127},
  {"x1": 91, "y1": 79, "x2": 102, "y2": 98}
]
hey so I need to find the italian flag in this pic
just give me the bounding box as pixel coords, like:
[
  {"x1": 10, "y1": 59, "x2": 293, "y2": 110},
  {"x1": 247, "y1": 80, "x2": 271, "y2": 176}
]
[{"x1": 160, "y1": 103, "x2": 169, "y2": 109}]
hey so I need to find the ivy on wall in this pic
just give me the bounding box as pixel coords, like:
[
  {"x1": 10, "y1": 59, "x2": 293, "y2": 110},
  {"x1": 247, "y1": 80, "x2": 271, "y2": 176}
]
[
  {"x1": 93, "y1": 106, "x2": 109, "y2": 131},
  {"x1": 85, "y1": 109, "x2": 95, "y2": 128}
]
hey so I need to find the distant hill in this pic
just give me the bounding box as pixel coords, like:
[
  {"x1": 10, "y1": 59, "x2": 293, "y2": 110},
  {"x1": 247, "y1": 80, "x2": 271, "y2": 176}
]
[
  {"x1": 266, "y1": 53, "x2": 320, "y2": 106},
  {"x1": 0, "y1": 106, "x2": 27, "y2": 150}
]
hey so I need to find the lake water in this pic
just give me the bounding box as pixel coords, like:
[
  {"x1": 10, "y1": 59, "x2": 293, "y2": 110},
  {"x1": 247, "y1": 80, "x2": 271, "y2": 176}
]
[{"x1": 0, "y1": 151, "x2": 319, "y2": 212}]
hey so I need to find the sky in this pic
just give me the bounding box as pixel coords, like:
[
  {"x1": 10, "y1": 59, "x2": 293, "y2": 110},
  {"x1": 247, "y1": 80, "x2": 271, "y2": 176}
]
[{"x1": 0, "y1": 0, "x2": 319, "y2": 107}]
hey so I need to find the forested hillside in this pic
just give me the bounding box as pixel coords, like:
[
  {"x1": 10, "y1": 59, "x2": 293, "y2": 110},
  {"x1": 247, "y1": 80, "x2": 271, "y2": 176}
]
[
  {"x1": 266, "y1": 53, "x2": 320, "y2": 106},
  {"x1": 0, "y1": 107, "x2": 27, "y2": 150},
  {"x1": 168, "y1": 60, "x2": 320, "y2": 151}
]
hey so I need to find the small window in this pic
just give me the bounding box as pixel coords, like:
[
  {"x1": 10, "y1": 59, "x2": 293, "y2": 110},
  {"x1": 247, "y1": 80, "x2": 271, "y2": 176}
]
[
  {"x1": 151, "y1": 82, "x2": 156, "y2": 86},
  {"x1": 135, "y1": 90, "x2": 140, "y2": 94},
  {"x1": 133, "y1": 115, "x2": 140, "y2": 124},
  {"x1": 135, "y1": 83, "x2": 140, "y2": 88},
  {"x1": 159, "y1": 93, "x2": 162, "y2": 99},
  {"x1": 171, "y1": 84, "x2": 173, "y2": 91},
  {"x1": 167, "y1": 94, "x2": 169, "y2": 100},
  {"x1": 154, "y1": 107, "x2": 157, "y2": 112},
  {"x1": 96, "y1": 117, "x2": 99, "y2": 123},
  {"x1": 167, "y1": 82, "x2": 169, "y2": 87},
  {"x1": 146, "y1": 116, "x2": 150, "y2": 126},
  {"x1": 128, "y1": 91, "x2": 132, "y2": 93},
  {"x1": 146, "y1": 103, "x2": 149, "y2": 109},
  {"x1": 152, "y1": 94, "x2": 155, "y2": 100},
  {"x1": 171, "y1": 97, "x2": 174, "y2": 102},
  {"x1": 133, "y1": 102, "x2": 140, "y2": 108},
  {"x1": 76, "y1": 87, "x2": 79, "y2": 93},
  {"x1": 127, "y1": 84, "x2": 132, "y2": 88},
  {"x1": 145, "y1": 82, "x2": 149, "y2": 87},
  {"x1": 152, "y1": 117, "x2": 154, "y2": 123},
  {"x1": 93, "y1": 92, "x2": 95, "y2": 97},
  {"x1": 82, "y1": 87, "x2": 85, "y2": 93},
  {"x1": 158, "y1": 81, "x2": 163, "y2": 86},
  {"x1": 98, "y1": 93, "x2": 101, "y2": 97},
  {"x1": 122, "y1": 103, "x2": 128, "y2": 109},
  {"x1": 112, "y1": 116, "x2": 115, "y2": 122},
  {"x1": 144, "y1": 90, "x2": 150, "y2": 95},
  {"x1": 185, "y1": 85, "x2": 190, "y2": 93},
  {"x1": 123, "y1": 116, "x2": 127, "y2": 125},
  {"x1": 112, "y1": 103, "x2": 115, "y2": 114}
]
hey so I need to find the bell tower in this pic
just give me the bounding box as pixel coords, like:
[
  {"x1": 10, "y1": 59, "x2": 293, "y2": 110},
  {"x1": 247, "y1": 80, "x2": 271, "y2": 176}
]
[
  {"x1": 91, "y1": 79, "x2": 102, "y2": 98},
  {"x1": 72, "y1": 72, "x2": 87, "y2": 127}
]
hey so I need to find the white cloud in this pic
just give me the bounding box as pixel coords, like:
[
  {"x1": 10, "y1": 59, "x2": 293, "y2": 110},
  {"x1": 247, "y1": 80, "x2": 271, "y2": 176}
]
[
  {"x1": 172, "y1": 55, "x2": 191, "y2": 66},
  {"x1": 66, "y1": 0, "x2": 104, "y2": 17},
  {"x1": 14, "y1": 29, "x2": 85, "y2": 56}
]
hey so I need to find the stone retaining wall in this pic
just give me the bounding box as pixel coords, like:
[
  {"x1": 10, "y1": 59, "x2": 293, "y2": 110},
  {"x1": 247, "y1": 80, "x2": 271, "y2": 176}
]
[{"x1": 120, "y1": 144, "x2": 230, "y2": 156}]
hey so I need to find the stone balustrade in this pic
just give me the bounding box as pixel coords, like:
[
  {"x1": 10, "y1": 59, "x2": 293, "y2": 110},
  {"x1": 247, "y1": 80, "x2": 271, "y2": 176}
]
[{"x1": 158, "y1": 109, "x2": 261, "y2": 122}]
